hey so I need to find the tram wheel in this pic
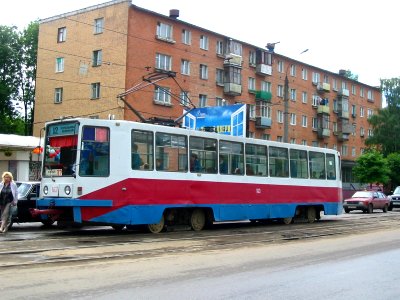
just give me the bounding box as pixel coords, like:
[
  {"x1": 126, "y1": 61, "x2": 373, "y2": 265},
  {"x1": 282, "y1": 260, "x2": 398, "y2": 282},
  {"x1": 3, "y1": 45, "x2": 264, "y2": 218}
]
[
  {"x1": 147, "y1": 215, "x2": 165, "y2": 233},
  {"x1": 190, "y1": 209, "x2": 206, "y2": 231},
  {"x1": 282, "y1": 217, "x2": 293, "y2": 225},
  {"x1": 307, "y1": 207, "x2": 316, "y2": 223}
]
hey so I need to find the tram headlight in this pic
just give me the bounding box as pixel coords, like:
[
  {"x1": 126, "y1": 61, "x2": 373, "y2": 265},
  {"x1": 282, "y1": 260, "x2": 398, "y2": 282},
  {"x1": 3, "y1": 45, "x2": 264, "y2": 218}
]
[
  {"x1": 43, "y1": 185, "x2": 48, "y2": 195},
  {"x1": 64, "y1": 185, "x2": 71, "y2": 195}
]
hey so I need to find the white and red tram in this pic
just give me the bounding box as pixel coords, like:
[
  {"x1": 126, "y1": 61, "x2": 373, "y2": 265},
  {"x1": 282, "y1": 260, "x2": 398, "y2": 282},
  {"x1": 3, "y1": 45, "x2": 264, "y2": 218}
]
[{"x1": 35, "y1": 118, "x2": 342, "y2": 232}]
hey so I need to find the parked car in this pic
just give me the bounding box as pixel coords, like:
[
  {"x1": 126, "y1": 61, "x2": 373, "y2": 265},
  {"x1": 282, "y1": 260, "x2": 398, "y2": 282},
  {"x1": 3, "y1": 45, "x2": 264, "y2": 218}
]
[
  {"x1": 9, "y1": 181, "x2": 55, "y2": 228},
  {"x1": 343, "y1": 190, "x2": 390, "y2": 213},
  {"x1": 388, "y1": 186, "x2": 400, "y2": 211}
]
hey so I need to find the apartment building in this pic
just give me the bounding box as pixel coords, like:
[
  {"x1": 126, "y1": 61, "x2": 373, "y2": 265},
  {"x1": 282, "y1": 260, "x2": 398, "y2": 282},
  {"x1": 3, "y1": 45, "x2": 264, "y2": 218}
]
[{"x1": 33, "y1": 0, "x2": 382, "y2": 191}]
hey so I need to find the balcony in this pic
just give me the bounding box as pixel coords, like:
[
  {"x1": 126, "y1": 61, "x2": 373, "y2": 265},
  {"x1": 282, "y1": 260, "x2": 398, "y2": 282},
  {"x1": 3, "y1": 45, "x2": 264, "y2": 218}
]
[
  {"x1": 318, "y1": 128, "x2": 331, "y2": 139},
  {"x1": 255, "y1": 116, "x2": 272, "y2": 128},
  {"x1": 338, "y1": 88, "x2": 350, "y2": 97},
  {"x1": 337, "y1": 132, "x2": 350, "y2": 141},
  {"x1": 256, "y1": 64, "x2": 272, "y2": 76},
  {"x1": 224, "y1": 82, "x2": 242, "y2": 96},
  {"x1": 340, "y1": 123, "x2": 354, "y2": 134},
  {"x1": 224, "y1": 54, "x2": 242, "y2": 66},
  {"x1": 338, "y1": 110, "x2": 349, "y2": 119},
  {"x1": 317, "y1": 105, "x2": 330, "y2": 114},
  {"x1": 255, "y1": 91, "x2": 272, "y2": 102}
]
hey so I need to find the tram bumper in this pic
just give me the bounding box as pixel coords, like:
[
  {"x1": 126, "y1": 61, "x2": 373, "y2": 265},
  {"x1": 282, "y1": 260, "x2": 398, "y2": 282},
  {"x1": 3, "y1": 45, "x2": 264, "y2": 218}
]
[{"x1": 35, "y1": 198, "x2": 113, "y2": 223}]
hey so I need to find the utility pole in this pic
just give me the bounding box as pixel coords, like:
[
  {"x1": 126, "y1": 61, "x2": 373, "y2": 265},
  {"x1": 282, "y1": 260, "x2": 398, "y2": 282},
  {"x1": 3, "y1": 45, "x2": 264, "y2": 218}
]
[{"x1": 283, "y1": 73, "x2": 289, "y2": 143}]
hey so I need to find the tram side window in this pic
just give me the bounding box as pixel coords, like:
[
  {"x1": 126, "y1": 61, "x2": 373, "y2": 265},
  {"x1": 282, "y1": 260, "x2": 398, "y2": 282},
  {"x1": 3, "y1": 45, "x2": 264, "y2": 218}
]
[
  {"x1": 289, "y1": 149, "x2": 308, "y2": 178},
  {"x1": 132, "y1": 130, "x2": 154, "y2": 170},
  {"x1": 79, "y1": 126, "x2": 110, "y2": 177},
  {"x1": 245, "y1": 144, "x2": 267, "y2": 176},
  {"x1": 309, "y1": 151, "x2": 326, "y2": 179},
  {"x1": 326, "y1": 153, "x2": 336, "y2": 180},
  {"x1": 189, "y1": 136, "x2": 217, "y2": 173},
  {"x1": 269, "y1": 147, "x2": 289, "y2": 177},
  {"x1": 219, "y1": 140, "x2": 244, "y2": 175},
  {"x1": 156, "y1": 132, "x2": 187, "y2": 172}
]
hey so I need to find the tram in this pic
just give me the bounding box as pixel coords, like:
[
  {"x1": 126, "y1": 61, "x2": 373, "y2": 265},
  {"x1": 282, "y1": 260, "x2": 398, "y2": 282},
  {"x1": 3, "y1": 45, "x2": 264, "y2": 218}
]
[{"x1": 34, "y1": 117, "x2": 342, "y2": 232}]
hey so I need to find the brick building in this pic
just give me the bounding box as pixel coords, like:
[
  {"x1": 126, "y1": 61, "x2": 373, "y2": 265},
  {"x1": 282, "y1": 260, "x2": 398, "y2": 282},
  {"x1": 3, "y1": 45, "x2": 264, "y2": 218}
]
[{"x1": 33, "y1": 0, "x2": 382, "y2": 194}]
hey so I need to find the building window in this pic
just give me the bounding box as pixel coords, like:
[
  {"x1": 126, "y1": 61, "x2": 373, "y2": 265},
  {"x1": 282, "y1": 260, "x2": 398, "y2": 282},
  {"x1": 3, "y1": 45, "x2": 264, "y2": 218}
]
[
  {"x1": 332, "y1": 78, "x2": 338, "y2": 91},
  {"x1": 156, "y1": 53, "x2": 172, "y2": 71},
  {"x1": 333, "y1": 122, "x2": 338, "y2": 133},
  {"x1": 277, "y1": 136, "x2": 283, "y2": 142},
  {"x1": 262, "y1": 134, "x2": 270, "y2": 140},
  {"x1": 154, "y1": 86, "x2": 171, "y2": 104},
  {"x1": 277, "y1": 110, "x2": 283, "y2": 123},
  {"x1": 323, "y1": 74, "x2": 329, "y2": 83},
  {"x1": 368, "y1": 129, "x2": 373, "y2": 137},
  {"x1": 290, "y1": 138, "x2": 296, "y2": 144},
  {"x1": 301, "y1": 68, "x2": 308, "y2": 80},
  {"x1": 261, "y1": 81, "x2": 271, "y2": 92},
  {"x1": 248, "y1": 77, "x2": 256, "y2": 91},
  {"x1": 216, "y1": 40, "x2": 224, "y2": 55},
  {"x1": 302, "y1": 91, "x2": 307, "y2": 103},
  {"x1": 92, "y1": 50, "x2": 102, "y2": 67},
  {"x1": 216, "y1": 97, "x2": 226, "y2": 106},
  {"x1": 341, "y1": 145, "x2": 348, "y2": 156},
  {"x1": 224, "y1": 67, "x2": 241, "y2": 85},
  {"x1": 54, "y1": 88, "x2": 63, "y2": 103},
  {"x1": 57, "y1": 27, "x2": 66, "y2": 43},
  {"x1": 200, "y1": 64, "x2": 208, "y2": 80},
  {"x1": 360, "y1": 107, "x2": 365, "y2": 117},
  {"x1": 157, "y1": 22, "x2": 173, "y2": 40},
  {"x1": 367, "y1": 109, "x2": 373, "y2": 117},
  {"x1": 352, "y1": 85, "x2": 356, "y2": 95},
  {"x1": 290, "y1": 113, "x2": 296, "y2": 125},
  {"x1": 181, "y1": 29, "x2": 191, "y2": 45},
  {"x1": 200, "y1": 35, "x2": 209, "y2": 50},
  {"x1": 277, "y1": 85, "x2": 283, "y2": 97},
  {"x1": 91, "y1": 82, "x2": 100, "y2": 99},
  {"x1": 360, "y1": 127, "x2": 365, "y2": 137},
  {"x1": 180, "y1": 91, "x2": 190, "y2": 107},
  {"x1": 290, "y1": 64, "x2": 296, "y2": 77},
  {"x1": 259, "y1": 102, "x2": 271, "y2": 118},
  {"x1": 312, "y1": 94, "x2": 319, "y2": 106},
  {"x1": 367, "y1": 90, "x2": 374, "y2": 101},
  {"x1": 199, "y1": 94, "x2": 207, "y2": 107},
  {"x1": 302, "y1": 115, "x2": 307, "y2": 127},
  {"x1": 312, "y1": 117, "x2": 318, "y2": 129},
  {"x1": 360, "y1": 87, "x2": 364, "y2": 97},
  {"x1": 352, "y1": 124, "x2": 356, "y2": 136},
  {"x1": 94, "y1": 18, "x2": 104, "y2": 34},
  {"x1": 181, "y1": 59, "x2": 190, "y2": 75},
  {"x1": 301, "y1": 140, "x2": 307, "y2": 146},
  {"x1": 277, "y1": 61, "x2": 284, "y2": 73},
  {"x1": 249, "y1": 50, "x2": 256, "y2": 66},
  {"x1": 351, "y1": 105, "x2": 356, "y2": 116},
  {"x1": 216, "y1": 69, "x2": 224, "y2": 85},
  {"x1": 55, "y1": 57, "x2": 64, "y2": 72},
  {"x1": 290, "y1": 89, "x2": 296, "y2": 101},
  {"x1": 312, "y1": 72, "x2": 320, "y2": 84},
  {"x1": 249, "y1": 104, "x2": 255, "y2": 119}
]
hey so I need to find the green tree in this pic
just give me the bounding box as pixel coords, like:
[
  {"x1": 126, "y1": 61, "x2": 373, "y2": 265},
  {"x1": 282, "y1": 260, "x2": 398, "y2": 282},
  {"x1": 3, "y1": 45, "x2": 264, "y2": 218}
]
[
  {"x1": 352, "y1": 150, "x2": 390, "y2": 187},
  {"x1": 0, "y1": 25, "x2": 22, "y2": 133},
  {"x1": 387, "y1": 152, "x2": 400, "y2": 188},
  {"x1": 16, "y1": 21, "x2": 39, "y2": 135},
  {"x1": 343, "y1": 70, "x2": 359, "y2": 81},
  {"x1": 366, "y1": 78, "x2": 400, "y2": 155}
]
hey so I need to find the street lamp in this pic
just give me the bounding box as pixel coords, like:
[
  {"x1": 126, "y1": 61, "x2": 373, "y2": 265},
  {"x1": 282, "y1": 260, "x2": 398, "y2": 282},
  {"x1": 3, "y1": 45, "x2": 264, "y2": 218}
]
[{"x1": 283, "y1": 49, "x2": 309, "y2": 143}]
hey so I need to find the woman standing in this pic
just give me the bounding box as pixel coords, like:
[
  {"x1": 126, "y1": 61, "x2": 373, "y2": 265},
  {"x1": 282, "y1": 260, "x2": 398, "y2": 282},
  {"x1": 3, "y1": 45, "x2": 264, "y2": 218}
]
[{"x1": 0, "y1": 171, "x2": 18, "y2": 233}]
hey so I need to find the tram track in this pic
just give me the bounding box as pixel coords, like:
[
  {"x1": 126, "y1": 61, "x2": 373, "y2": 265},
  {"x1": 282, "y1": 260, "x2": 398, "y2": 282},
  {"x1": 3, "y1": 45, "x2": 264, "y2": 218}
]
[{"x1": 1, "y1": 213, "x2": 399, "y2": 268}]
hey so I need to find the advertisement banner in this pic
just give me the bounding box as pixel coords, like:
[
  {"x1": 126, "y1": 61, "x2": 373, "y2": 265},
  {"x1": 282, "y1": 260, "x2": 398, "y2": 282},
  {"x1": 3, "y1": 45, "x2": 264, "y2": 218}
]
[{"x1": 182, "y1": 104, "x2": 246, "y2": 137}]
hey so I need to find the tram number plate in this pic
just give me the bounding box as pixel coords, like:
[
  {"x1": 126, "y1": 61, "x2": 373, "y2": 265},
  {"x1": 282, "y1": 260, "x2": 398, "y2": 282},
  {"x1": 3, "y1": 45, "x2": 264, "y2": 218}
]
[{"x1": 348, "y1": 205, "x2": 357, "y2": 208}]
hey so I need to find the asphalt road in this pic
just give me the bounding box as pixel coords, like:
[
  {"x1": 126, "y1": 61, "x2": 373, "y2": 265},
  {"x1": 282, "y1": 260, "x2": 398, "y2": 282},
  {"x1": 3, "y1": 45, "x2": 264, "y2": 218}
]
[{"x1": 1, "y1": 211, "x2": 400, "y2": 299}]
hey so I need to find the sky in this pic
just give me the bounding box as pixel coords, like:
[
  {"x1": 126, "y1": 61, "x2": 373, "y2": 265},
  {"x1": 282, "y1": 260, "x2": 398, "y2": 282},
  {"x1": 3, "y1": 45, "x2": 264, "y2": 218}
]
[{"x1": 1, "y1": 0, "x2": 398, "y2": 88}]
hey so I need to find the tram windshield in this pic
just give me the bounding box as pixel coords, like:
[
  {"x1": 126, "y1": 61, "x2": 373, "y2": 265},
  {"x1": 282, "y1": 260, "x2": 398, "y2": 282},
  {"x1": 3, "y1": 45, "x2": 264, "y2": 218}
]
[{"x1": 43, "y1": 122, "x2": 79, "y2": 177}]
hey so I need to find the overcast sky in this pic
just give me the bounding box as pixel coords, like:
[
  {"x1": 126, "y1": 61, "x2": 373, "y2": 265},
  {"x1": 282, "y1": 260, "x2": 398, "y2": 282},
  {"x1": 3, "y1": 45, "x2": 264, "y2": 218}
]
[{"x1": 1, "y1": 0, "x2": 398, "y2": 89}]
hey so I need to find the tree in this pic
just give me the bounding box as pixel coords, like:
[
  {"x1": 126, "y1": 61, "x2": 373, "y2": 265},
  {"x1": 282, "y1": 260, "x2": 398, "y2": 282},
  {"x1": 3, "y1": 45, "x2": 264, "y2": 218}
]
[
  {"x1": 343, "y1": 70, "x2": 359, "y2": 81},
  {"x1": 387, "y1": 152, "x2": 400, "y2": 189},
  {"x1": 352, "y1": 150, "x2": 390, "y2": 187},
  {"x1": 16, "y1": 21, "x2": 39, "y2": 135},
  {"x1": 366, "y1": 78, "x2": 400, "y2": 156},
  {"x1": 0, "y1": 25, "x2": 22, "y2": 133}
]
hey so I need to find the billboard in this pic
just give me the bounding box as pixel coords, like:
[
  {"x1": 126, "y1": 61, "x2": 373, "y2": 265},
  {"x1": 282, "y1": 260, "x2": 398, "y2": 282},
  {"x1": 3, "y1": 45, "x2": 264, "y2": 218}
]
[{"x1": 182, "y1": 104, "x2": 246, "y2": 137}]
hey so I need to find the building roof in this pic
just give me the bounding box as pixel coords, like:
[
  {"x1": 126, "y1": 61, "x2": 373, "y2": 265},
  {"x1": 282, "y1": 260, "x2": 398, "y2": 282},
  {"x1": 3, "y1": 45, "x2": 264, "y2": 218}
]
[{"x1": 0, "y1": 134, "x2": 42, "y2": 150}]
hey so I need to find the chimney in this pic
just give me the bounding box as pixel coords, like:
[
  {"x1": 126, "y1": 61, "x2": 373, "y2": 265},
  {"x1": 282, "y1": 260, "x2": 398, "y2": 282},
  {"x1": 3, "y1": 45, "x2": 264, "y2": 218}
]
[
  {"x1": 339, "y1": 69, "x2": 346, "y2": 76},
  {"x1": 169, "y1": 9, "x2": 179, "y2": 19}
]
